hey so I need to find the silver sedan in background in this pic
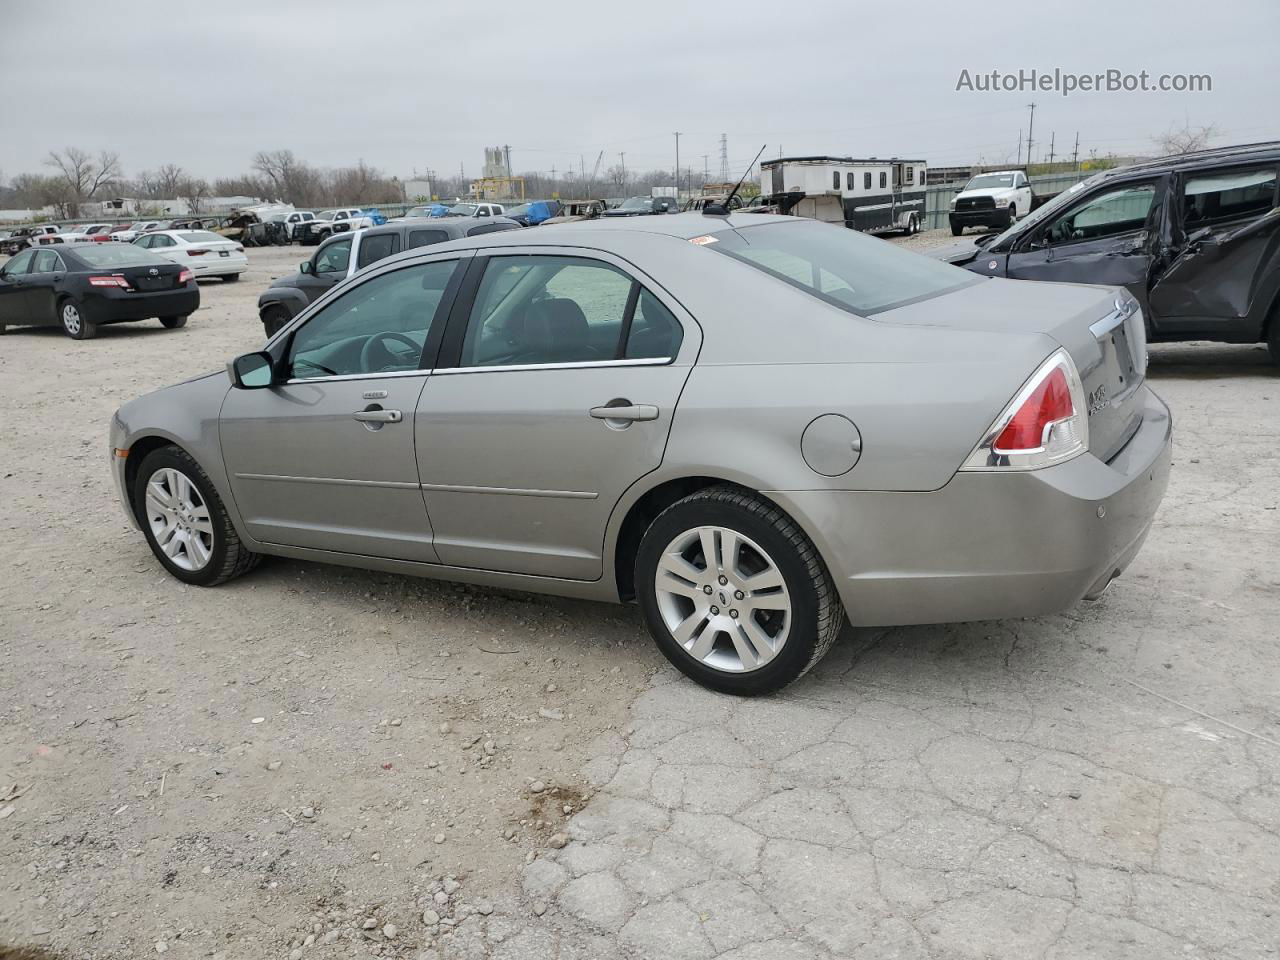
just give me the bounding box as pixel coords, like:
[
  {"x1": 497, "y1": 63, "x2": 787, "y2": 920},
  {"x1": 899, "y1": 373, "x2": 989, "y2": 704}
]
[{"x1": 109, "y1": 214, "x2": 1171, "y2": 695}]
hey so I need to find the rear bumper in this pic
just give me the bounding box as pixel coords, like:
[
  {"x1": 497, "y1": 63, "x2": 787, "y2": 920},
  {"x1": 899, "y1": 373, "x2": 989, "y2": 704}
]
[
  {"x1": 190, "y1": 255, "x2": 248, "y2": 276},
  {"x1": 770, "y1": 386, "x2": 1173, "y2": 627},
  {"x1": 86, "y1": 285, "x2": 200, "y2": 323}
]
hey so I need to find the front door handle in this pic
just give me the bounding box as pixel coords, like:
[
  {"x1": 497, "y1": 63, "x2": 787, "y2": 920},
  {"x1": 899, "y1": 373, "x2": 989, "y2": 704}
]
[
  {"x1": 352, "y1": 409, "x2": 402, "y2": 423},
  {"x1": 590, "y1": 403, "x2": 658, "y2": 422}
]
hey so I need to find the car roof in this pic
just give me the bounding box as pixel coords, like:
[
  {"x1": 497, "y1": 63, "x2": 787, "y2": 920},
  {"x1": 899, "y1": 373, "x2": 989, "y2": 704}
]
[{"x1": 1097, "y1": 141, "x2": 1280, "y2": 181}]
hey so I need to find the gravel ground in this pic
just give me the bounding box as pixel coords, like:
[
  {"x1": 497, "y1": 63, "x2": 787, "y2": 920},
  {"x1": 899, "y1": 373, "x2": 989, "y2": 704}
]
[{"x1": 2, "y1": 241, "x2": 1279, "y2": 960}]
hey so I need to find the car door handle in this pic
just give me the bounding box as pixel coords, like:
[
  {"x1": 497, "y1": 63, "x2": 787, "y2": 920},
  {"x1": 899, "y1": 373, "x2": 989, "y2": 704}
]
[
  {"x1": 590, "y1": 403, "x2": 658, "y2": 422},
  {"x1": 352, "y1": 409, "x2": 402, "y2": 423}
]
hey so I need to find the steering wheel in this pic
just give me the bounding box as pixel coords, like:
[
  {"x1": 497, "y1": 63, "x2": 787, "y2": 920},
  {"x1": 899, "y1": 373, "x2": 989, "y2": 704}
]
[{"x1": 360, "y1": 331, "x2": 420, "y2": 372}]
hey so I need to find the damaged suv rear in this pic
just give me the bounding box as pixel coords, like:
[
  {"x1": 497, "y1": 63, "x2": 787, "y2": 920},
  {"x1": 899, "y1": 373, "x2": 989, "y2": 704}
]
[{"x1": 933, "y1": 142, "x2": 1280, "y2": 361}]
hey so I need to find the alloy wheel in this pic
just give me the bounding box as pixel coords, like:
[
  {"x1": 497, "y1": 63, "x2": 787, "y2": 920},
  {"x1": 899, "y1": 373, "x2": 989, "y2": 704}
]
[
  {"x1": 145, "y1": 467, "x2": 214, "y2": 571},
  {"x1": 62, "y1": 303, "x2": 81, "y2": 335},
  {"x1": 653, "y1": 525, "x2": 792, "y2": 673}
]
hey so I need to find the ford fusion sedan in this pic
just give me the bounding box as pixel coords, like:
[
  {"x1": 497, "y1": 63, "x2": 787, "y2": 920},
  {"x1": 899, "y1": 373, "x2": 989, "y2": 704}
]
[
  {"x1": 110, "y1": 213, "x2": 1171, "y2": 695},
  {"x1": 1, "y1": 243, "x2": 198, "y2": 338}
]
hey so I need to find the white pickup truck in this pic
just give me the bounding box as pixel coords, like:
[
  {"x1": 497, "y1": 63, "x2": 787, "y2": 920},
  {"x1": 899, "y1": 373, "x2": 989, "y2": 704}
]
[
  {"x1": 948, "y1": 170, "x2": 1034, "y2": 235},
  {"x1": 297, "y1": 208, "x2": 377, "y2": 245}
]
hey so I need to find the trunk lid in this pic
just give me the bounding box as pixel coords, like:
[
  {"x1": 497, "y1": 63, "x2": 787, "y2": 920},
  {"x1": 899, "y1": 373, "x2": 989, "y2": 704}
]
[
  {"x1": 118, "y1": 260, "x2": 187, "y2": 292},
  {"x1": 875, "y1": 276, "x2": 1146, "y2": 463}
]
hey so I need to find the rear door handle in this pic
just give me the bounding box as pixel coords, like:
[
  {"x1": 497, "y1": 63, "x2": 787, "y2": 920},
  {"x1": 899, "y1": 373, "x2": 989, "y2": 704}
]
[
  {"x1": 590, "y1": 403, "x2": 658, "y2": 422},
  {"x1": 352, "y1": 409, "x2": 402, "y2": 423}
]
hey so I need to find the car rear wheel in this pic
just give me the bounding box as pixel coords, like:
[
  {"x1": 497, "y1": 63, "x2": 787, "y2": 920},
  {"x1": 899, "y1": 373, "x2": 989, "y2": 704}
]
[
  {"x1": 1267, "y1": 311, "x2": 1280, "y2": 364},
  {"x1": 223, "y1": 273, "x2": 241, "y2": 283},
  {"x1": 159, "y1": 315, "x2": 188, "y2": 329},
  {"x1": 636, "y1": 485, "x2": 844, "y2": 696},
  {"x1": 60, "y1": 299, "x2": 96, "y2": 340},
  {"x1": 950, "y1": 221, "x2": 964, "y2": 237},
  {"x1": 133, "y1": 445, "x2": 260, "y2": 587}
]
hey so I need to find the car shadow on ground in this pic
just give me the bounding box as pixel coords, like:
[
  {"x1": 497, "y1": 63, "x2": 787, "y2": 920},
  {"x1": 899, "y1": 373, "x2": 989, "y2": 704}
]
[
  {"x1": 2, "y1": 322, "x2": 185, "y2": 340},
  {"x1": 1147, "y1": 342, "x2": 1276, "y2": 379}
]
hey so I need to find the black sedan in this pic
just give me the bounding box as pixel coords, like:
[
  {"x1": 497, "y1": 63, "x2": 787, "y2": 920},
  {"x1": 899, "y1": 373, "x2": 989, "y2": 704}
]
[{"x1": 0, "y1": 243, "x2": 199, "y2": 339}]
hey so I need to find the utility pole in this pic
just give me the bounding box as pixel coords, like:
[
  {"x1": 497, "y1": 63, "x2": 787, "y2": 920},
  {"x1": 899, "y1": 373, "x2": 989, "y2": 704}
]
[
  {"x1": 673, "y1": 132, "x2": 681, "y2": 197},
  {"x1": 1071, "y1": 132, "x2": 1080, "y2": 170},
  {"x1": 703, "y1": 155, "x2": 709, "y2": 184},
  {"x1": 1025, "y1": 102, "x2": 1037, "y2": 167},
  {"x1": 1046, "y1": 132, "x2": 1056, "y2": 167},
  {"x1": 503, "y1": 144, "x2": 511, "y2": 178},
  {"x1": 1016, "y1": 130, "x2": 1023, "y2": 166},
  {"x1": 619, "y1": 152, "x2": 626, "y2": 191},
  {"x1": 719, "y1": 133, "x2": 730, "y2": 181}
]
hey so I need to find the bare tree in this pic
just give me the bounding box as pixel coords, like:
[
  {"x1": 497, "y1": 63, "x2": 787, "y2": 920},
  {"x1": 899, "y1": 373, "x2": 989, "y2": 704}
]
[
  {"x1": 1154, "y1": 121, "x2": 1220, "y2": 156},
  {"x1": 44, "y1": 147, "x2": 122, "y2": 216},
  {"x1": 179, "y1": 177, "x2": 211, "y2": 214},
  {"x1": 152, "y1": 163, "x2": 186, "y2": 198}
]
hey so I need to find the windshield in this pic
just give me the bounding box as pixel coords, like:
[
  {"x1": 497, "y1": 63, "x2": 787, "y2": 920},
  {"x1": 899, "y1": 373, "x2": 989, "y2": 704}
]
[
  {"x1": 504, "y1": 203, "x2": 532, "y2": 217},
  {"x1": 405, "y1": 206, "x2": 432, "y2": 217},
  {"x1": 317, "y1": 210, "x2": 338, "y2": 220},
  {"x1": 965, "y1": 174, "x2": 1016, "y2": 190},
  {"x1": 446, "y1": 203, "x2": 478, "y2": 216},
  {"x1": 986, "y1": 173, "x2": 1105, "y2": 249},
  {"x1": 178, "y1": 231, "x2": 225, "y2": 243},
  {"x1": 619, "y1": 197, "x2": 653, "y2": 210},
  {"x1": 72, "y1": 244, "x2": 168, "y2": 267},
  {"x1": 711, "y1": 220, "x2": 980, "y2": 315}
]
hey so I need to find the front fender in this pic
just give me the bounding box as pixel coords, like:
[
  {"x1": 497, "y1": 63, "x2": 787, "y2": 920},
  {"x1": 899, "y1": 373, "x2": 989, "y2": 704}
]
[{"x1": 257, "y1": 287, "x2": 310, "y2": 320}]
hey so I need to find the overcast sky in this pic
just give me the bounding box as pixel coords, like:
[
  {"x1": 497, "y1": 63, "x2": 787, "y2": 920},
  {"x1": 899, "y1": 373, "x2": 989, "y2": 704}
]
[{"x1": 3, "y1": 0, "x2": 1276, "y2": 186}]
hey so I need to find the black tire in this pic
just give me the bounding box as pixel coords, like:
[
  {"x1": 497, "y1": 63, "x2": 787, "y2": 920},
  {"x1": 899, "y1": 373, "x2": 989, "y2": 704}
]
[
  {"x1": 59, "y1": 297, "x2": 97, "y2": 339},
  {"x1": 223, "y1": 273, "x2": 241, "y2": 283},
  {"x1": 1008, "y1": 204, "x2": 1017, "y2": 224},
  {"x1": 950, "y1": 221, "x2": 964, "y2": 237},
  {"x1": 635, "y1": 485, "x2": 844, "y2": 696},
  {"x1": 133, "y1": 445, "x2": 260, "y2": 587},
  {"x1": 261, "y1": 305, "x2": 292, "y2": 338},
  {"x1": 160, "y1": 315, "x2": 188, "y2": 329},
  {"x1": 1267, "y1": 313, "x2": 1280, "y2": 365}
]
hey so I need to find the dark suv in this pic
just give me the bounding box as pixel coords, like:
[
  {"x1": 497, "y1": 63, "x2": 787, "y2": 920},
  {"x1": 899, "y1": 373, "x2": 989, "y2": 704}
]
[{"x1": 934, "y1": 142, "x2": 1280, "y2": 360}]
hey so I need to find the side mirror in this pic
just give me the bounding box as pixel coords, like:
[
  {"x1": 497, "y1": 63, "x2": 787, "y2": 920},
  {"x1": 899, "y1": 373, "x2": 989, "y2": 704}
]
[
  {"x1": 228, "y1": 351, "x2": 275, "y2": 389},
  {"x1": 299, "y1": 260, "x2": 312, "y2": 274}
]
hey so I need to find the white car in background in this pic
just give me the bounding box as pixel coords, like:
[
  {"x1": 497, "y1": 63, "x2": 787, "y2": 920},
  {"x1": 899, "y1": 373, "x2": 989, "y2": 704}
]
[
  {"x1": 132, "y1": 229, "x2": 248, "y2": 281},
  {"x1": 112, "y1": 220, "x2": 161, "y2": 242}
]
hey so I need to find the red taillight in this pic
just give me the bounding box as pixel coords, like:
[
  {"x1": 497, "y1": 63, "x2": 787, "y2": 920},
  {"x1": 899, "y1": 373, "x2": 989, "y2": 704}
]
[
  {"x1": 178, "y1": 269, "x2": 194, "y2": 284},
  {"x1": 993, "y1": 367, "x2": 1074, "y2": 452},
  {"x1": 187, "y1": 248, "x2": 208, "y2": 256},
  {"x1": 88, "y1": 275, "x2": 130, "y2": 288}
]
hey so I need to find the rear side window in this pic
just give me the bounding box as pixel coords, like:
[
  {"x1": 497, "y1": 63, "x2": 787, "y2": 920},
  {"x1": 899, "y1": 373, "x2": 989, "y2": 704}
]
[
  {"x1": 710, "y1": 220, "x2": 979, "y2": 315},
  {"x1": 1183, "y1": 167, "x2": 1277, "y2": 227},
  {"x1": 407, "y1": 229, "x2": 449, "y2": 248},
  {"x1": 357, "y1": 232, "x2": 400, "y2": 268},
  {"x1": 625, "y1": 289, "x2": 683, "y2": 359}
]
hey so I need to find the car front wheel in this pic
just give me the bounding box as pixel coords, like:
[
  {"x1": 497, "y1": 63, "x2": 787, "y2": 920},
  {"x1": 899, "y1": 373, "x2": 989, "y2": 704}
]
[
  {"x1": 159, "y1": 315, "x2": 188, "y2": 329},
  {"x1": 636, "y1": 485, "x2": 844, "y2": 695},
  {"x1": 133, "y1": 445, "x2": 260, "y2": 586}
]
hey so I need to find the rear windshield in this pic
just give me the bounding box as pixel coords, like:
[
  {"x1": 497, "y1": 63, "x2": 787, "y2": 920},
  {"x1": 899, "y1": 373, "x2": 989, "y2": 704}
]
[
  {"x1": 72, "y1": 244, "x2": 167, "y2": 268},
  {"x1": 711, "y1": 220, "x2": 980, "y2": 315},
  {"x1": 178, "y1": 231, "x2": 225, "y2": 243}
]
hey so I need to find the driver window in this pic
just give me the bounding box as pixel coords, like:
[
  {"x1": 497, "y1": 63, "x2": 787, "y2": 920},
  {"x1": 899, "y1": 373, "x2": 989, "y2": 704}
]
[
  {"x1": 460, "y1": 255, "x2": 634, "y2": 367},
  {"x1": 1043, "y1": 183, "x2": 1156, "y2": 246},
  {"x1": 287, "y1": 260, "x2": 459, "y2": 380},
  {"x1": 314, "y1": 238, "x2": 352, "y2": 275}
]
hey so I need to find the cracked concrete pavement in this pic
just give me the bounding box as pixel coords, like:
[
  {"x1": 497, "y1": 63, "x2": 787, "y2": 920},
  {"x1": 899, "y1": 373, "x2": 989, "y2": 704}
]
[{"x1": 499, "y1": 342, "x2": 1280, "y2": 960}]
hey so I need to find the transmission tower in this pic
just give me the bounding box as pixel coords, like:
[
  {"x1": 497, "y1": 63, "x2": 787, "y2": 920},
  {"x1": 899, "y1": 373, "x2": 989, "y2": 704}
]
[{"x1": 718, "y1": 134, "x2": 730, "y2": 181}]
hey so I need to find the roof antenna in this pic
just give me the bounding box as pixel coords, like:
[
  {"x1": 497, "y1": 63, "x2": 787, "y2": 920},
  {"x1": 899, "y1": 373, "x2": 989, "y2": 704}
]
[{"x1": 703, "y1": 144, "x2": 767, "y2": 217}]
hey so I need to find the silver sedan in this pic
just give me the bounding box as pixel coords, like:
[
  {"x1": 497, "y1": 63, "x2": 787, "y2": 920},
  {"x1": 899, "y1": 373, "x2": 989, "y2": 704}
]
[{"x1": 110, "y1": 213, "x2": 1172, "y2": 695}]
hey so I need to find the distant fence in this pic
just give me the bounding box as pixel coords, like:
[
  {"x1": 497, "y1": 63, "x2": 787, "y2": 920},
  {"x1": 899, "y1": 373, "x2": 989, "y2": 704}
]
[{"x1": 924, "y1": 171, "x2": 1091, "y2": 229}]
